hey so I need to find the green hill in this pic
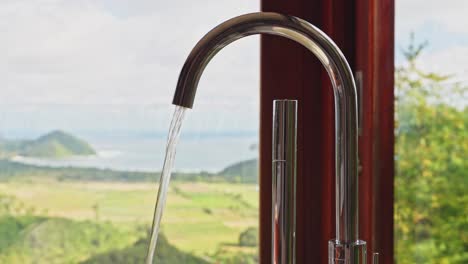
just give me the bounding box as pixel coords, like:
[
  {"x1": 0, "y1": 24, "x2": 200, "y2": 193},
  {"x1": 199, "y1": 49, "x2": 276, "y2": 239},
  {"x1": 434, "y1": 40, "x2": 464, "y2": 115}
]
[
  {"x1": 0, "y1": 216, "x2": 138, "y2": 264},
  {"x1": 81, "y1": 234, "x2": 208, "y2": 264},
  {"x1": 0, "y1": 214, "x2": 207, "y2": 264},
  {"x1": 219, "y1": 159, "x2": 258, "y2": 183},
  {"x1": 0, "y1": 130, "x2": 95, "y2": 158},
  {"x1": 0, "y1": 158, "x2": 259, "y2": 183}
]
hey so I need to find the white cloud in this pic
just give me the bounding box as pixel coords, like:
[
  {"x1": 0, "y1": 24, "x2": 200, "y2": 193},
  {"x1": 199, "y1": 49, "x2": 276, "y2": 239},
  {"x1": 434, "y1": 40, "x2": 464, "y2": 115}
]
[
  {"x1": 418, "y1": 45, "x2": 468, "y2": 83},
  {"x1": 0, "y1": 0, "x2": 260, "y2": 106},
  {"x1": 396, "y1": 0, "x2": 468, "y2": 85},
  {"x1": 3, "y1": 0, "x2": 465, "y2": 133},
  {"x1": 396, "y1": 0, "x2": 468, "y2": 35}
]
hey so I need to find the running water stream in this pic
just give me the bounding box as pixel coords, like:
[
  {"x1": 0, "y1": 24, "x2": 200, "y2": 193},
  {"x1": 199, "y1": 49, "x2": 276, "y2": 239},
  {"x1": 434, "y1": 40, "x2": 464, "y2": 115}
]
[{"x1": 146, "y1": 106, "x2": 187, "y2": 264}]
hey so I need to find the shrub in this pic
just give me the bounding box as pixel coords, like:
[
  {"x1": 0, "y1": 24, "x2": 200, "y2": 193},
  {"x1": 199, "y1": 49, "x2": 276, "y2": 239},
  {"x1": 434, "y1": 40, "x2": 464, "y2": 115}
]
[{"x1": 239, "y1": 227, "x2": 258, "y2": 247}]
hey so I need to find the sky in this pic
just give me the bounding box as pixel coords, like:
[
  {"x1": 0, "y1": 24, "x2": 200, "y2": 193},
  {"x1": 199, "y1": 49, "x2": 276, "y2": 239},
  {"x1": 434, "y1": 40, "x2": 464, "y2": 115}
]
[
  {"x1": 0, "y1": 0, "x2": 260, "y2": 136},
  {"x1": 1, "y1": 0, "x2": 467, "y2": 137},
  {"x1": 396, "y1": 0, "x2": 468, "y2": 83}
]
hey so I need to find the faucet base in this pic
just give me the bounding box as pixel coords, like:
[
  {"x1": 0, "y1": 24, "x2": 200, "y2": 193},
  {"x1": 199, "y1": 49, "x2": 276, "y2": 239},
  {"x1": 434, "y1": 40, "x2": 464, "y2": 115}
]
[{"x1": 328, "y1": 239, "x2": 367, "y2": 264}]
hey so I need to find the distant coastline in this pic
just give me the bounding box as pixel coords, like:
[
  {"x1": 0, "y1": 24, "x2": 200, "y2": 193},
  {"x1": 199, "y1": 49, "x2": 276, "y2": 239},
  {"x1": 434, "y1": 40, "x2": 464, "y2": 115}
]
[
  {"x1": 0, "y1": 156, "x2": 259, "y2": 184},
  {"x1": 5, "y1": 131, "x2": 257, "y2": 173}
]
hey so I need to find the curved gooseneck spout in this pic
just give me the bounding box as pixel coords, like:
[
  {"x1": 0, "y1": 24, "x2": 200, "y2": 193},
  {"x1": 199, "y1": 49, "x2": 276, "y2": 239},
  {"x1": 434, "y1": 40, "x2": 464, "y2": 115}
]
[{"x1": 172, "y1": 12, "x2": 366, "y2": 262}]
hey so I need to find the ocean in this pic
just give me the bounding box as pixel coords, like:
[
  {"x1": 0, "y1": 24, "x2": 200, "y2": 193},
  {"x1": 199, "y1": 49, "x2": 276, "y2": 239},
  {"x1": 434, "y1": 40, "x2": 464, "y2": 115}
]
[{"x1": 12, "y1": 131, "x2": 258, "y2": 173}]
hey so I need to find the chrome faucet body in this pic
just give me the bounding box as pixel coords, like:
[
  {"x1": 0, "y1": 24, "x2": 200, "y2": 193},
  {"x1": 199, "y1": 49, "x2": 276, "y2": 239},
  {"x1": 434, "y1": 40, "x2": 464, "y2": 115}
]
[
  {"x1": 272, "y1": 100, "x2": 298, "y2": 264},
  {"x1": 172, "y1": 12, "x2": 373, "y2": 263}
]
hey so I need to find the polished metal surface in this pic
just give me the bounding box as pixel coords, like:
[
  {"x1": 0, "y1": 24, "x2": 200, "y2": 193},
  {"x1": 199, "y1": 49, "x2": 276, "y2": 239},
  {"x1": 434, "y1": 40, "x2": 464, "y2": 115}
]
[
  {"x1": 272, "y1": 100, "x2": 297, "y2": 264},
  {"x1": 329, "y1": 239, "x2": 367, "y2": 264},
  {"x1": 172, "y1": 12, "x2": 367, "y2": 263}
]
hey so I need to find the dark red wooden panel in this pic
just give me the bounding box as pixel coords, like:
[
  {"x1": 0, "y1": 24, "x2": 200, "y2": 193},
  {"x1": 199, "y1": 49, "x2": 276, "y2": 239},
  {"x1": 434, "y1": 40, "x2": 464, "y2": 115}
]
[
  {"x1": 355, "y1": 0, "x2": 395, "y2": 263},
  {"x1": 260, "y1": 1, "x2": 351, "y2": 263}
]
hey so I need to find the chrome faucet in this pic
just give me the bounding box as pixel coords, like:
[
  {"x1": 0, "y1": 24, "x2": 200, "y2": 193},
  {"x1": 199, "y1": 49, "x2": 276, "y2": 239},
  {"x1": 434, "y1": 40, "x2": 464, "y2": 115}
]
[
  {"x1": 272, "y1": 100, "x2": 298, "y2": 264},
  {"x1": 172, "y1": 12, "x2": 377, "y2": 264}
]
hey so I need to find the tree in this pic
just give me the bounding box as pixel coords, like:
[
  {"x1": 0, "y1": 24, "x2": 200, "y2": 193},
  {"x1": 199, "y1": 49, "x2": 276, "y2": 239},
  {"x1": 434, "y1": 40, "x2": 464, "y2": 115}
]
[{"x1": 395, "y1": 36, "x2": 468, "y2": 263}]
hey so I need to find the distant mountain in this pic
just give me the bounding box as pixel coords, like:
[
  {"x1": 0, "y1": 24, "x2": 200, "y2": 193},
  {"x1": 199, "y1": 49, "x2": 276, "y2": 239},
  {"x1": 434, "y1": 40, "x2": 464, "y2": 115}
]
[
  {"x1": 0, "y1": 130, "x2": 95, "y2": 158},
  {"x1": 219, "y1": 158, "x2": 258, "y2": 183}
]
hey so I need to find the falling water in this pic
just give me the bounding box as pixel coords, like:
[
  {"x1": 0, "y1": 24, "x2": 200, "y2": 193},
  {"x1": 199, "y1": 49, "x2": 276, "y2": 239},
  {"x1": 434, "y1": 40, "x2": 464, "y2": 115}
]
[{"x1": 146, "y1": 106, "x2": 187, "y2": 264}]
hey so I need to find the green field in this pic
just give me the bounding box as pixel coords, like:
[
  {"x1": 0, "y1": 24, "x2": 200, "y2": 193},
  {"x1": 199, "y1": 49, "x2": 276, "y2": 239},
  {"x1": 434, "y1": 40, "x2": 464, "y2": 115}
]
[{"x1": 0, "y1": 178, "x2": 259, "y2": 261}]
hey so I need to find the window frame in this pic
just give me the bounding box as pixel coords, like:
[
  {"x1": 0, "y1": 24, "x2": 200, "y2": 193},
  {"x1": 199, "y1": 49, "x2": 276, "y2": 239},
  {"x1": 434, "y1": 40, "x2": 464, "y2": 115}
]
[{"x1": 259, "y1": 0, "x2": 395, "y2": 263}]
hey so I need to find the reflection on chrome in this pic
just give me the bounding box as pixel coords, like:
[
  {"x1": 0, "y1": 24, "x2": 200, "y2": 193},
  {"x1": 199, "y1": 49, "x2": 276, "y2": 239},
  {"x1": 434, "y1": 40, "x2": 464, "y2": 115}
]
[
  {"x1": 272, "y1": 100, "x2": 297, "y2": 264},
  {"x1": 172, "y1": 12, "x2": 378, "y2": 264}
]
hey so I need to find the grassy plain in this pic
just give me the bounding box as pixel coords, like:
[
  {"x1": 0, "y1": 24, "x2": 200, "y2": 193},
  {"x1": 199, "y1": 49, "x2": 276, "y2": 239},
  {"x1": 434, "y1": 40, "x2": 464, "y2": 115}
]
[{"x1": 0, "y1": 179, "x2": 259, "y2": 257}]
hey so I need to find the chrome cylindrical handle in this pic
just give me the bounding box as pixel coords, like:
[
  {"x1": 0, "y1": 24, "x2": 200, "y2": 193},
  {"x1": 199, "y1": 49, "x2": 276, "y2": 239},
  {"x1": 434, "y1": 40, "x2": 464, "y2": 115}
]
[
  {"x1": 272, "y1": 100, "x2": 297, "y2": 264},
  {"x1": 328, "y1": 240, "x2": 381, "y2": 264},
  {"x1": 328, "y1": 239, "x2": 367, "y2": 264}
]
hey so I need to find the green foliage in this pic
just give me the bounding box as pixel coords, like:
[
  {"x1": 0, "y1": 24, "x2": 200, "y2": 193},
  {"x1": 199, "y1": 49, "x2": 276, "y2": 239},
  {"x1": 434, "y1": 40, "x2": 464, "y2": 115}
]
[
  {"x1": 219, "y1": 159, "x2": 258, "y2": 183},
  {"x1": 0, "y1": 158, "x2": 260, "y2": 183},
  {"x1": 395, "y1": 40, "x2": 468, "y2": 263},
  {"x1": 0, "y1": 193, "x2": 35, "y2": 216},
  {"x1": 0, "y1": 159, "x2": 158, "y2": 182},
  {"x1": 81, "y1": 234, "x2": 208, "y2": 264},
  {"x1": 204, "y1": 226, "x2": 259, "y2": 264},
  {"x1": 211, "y1": 248, "x2": 258, "y2": 264},
  {"x1": 0, "y1": 216, "x2": 139, "y2": 264},
  {"x1": 0, "y1": 212, "x2": 208, "y2": 264},
  {"x1": 0, "y1": 215, "x2": 40, "y2": 252},
  {"x1": 238, "y1": 227, "x2": 258, "y2": 247},
  {"x1": 0, "y1": 180, "x2": 259, "y2": 262}
]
